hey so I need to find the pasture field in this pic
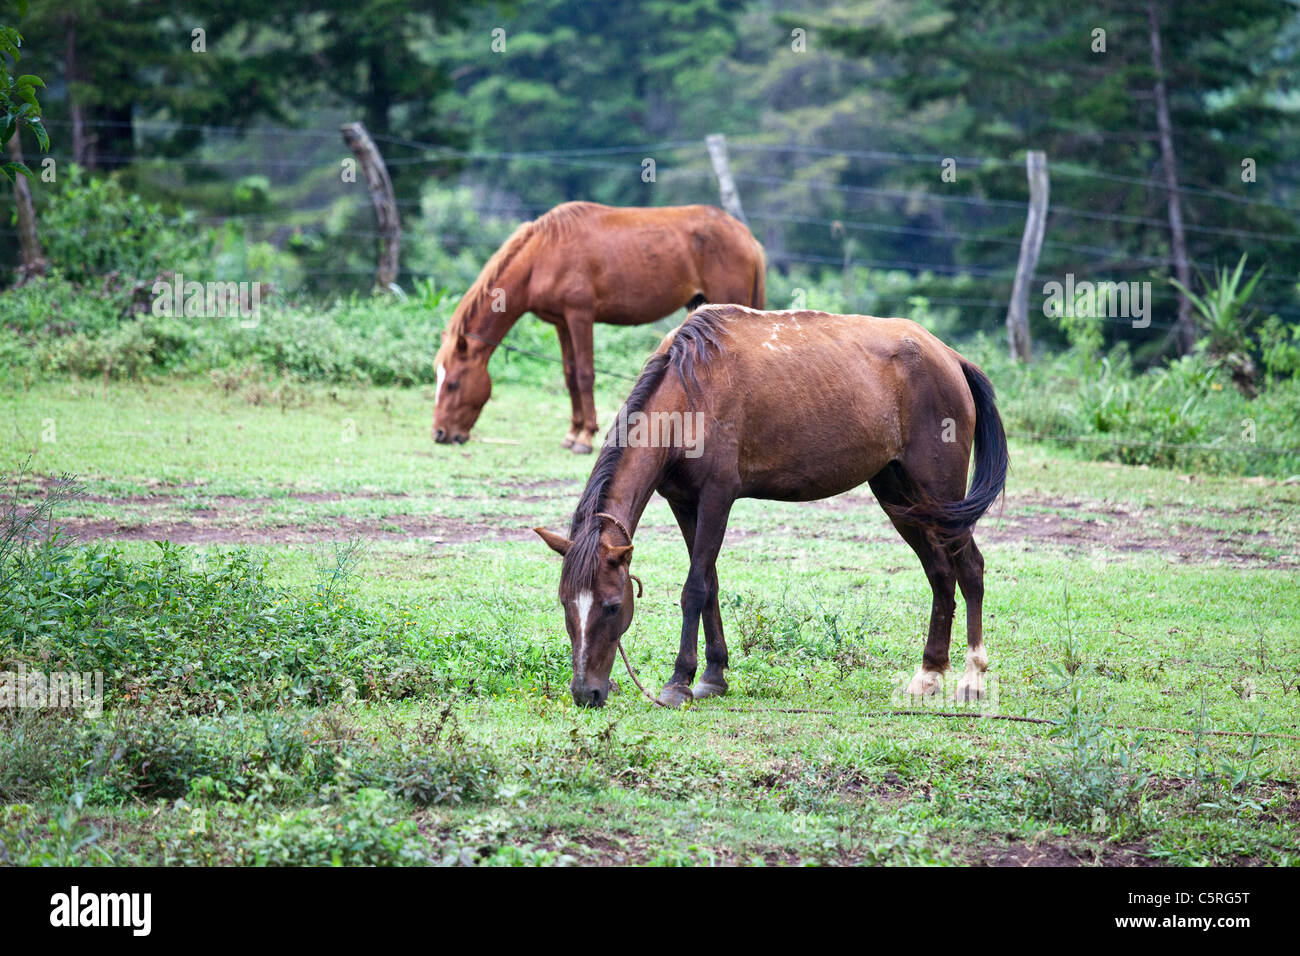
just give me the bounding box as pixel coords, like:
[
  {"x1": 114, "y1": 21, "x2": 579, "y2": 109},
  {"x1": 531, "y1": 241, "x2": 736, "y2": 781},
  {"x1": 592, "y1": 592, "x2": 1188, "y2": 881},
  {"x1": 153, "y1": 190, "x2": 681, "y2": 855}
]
[{"x1": 1, "y1": 372, "x2": 1298, "y2": 866}]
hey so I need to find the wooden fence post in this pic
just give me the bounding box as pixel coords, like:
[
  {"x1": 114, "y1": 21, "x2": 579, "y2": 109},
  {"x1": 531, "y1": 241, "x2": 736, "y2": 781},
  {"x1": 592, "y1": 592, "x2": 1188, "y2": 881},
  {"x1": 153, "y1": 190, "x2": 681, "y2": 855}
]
[
  {"x1": 341, "y1": 122, "x2": 400, "y2": 291},
  {"x1": 1006, "y1": 150, "x2": 1048, "y2": 362},
  {"x1": 705, "y1": 133, "x2": 747, "y2": 224},
  {"x1": 6, "y1": 131, "x2": 48, "y2": 284}
]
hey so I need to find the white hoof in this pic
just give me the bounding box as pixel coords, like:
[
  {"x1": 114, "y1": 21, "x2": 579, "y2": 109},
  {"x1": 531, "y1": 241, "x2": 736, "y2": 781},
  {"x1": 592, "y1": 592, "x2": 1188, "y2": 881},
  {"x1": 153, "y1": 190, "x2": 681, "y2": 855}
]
[
  {"x1": 954, "y1": 674, "x2": 986, "y2": 702},
  {"x1": 905, "y1": 669, "x2": 944, "y2": 697},
  {"x1": 956, "y1": 644, "x2": 988, "y2": 702}
]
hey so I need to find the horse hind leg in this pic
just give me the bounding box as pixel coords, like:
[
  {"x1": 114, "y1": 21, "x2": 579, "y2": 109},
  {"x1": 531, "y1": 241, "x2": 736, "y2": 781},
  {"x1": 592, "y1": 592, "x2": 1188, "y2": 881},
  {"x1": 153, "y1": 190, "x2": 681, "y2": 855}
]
[
  {"x1": 560, "y1": 308, "x2": 599, "y2": 453},
  {"x1": 869, "y1": 465, "x2": 958, "y2": 698},
  {"x1": 553, "y1": 320, "x2": 583, "y2": 449},
  {"x1": 906, "y1": 527, "x2": 958, "y2": 697},
  {"x1": 952, "y1": 535, "x2": 988, "y2": 702}
]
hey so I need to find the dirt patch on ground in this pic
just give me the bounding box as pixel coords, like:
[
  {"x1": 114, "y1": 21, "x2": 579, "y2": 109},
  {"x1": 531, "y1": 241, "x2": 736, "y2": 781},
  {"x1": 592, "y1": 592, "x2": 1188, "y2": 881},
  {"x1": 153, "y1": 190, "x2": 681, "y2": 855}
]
[
  {"x1": 56, "y1": 514, "x2": 536, "y2": 546},
  {"x1": 973, "y1": 498, "x2": 1293, "y2": 568},
  {"x1": 975, "y1": 838, "x2": 1159, "y2": 867},
  {"x1": 817, "y1": 491, "x2": 1294, "y2": 568},
  {"x1": 23, "y1": 478, "x2": 1297, "y2": 566}
]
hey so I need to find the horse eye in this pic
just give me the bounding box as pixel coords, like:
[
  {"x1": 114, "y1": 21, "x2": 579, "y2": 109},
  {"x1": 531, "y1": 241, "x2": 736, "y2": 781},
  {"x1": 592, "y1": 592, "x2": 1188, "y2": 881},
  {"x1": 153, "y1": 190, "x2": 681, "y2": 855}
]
[
  {"x1": 445, "y1": 380, "x2": 460, "y2": 391},
  {"x1": 603, "y1": 603, "x2": 621, "y2": 618}
]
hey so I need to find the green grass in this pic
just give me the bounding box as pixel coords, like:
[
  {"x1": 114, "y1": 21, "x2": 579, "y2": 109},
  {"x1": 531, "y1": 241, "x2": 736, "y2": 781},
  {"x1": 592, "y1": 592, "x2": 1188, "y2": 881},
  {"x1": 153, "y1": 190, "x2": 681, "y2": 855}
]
[{"x1": 1, "y1": 374, "x2": 1298, "y2": 866}]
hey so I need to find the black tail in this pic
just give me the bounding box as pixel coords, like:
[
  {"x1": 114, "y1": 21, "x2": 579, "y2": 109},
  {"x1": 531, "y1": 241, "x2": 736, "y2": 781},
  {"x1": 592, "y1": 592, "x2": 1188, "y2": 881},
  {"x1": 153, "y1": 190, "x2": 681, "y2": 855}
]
[
  {"x1": 906, "y1": 361, "x2": 1009, "y2": 535},
  {"x1": 685, "y1": 293, "x2": 707, "y2": 312}
]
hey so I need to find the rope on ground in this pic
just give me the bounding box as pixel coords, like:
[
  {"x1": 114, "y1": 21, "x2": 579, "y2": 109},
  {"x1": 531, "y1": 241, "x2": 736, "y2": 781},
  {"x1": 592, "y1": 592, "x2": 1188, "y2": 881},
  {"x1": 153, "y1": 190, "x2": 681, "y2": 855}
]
[
  {"x1": 627, "y1": 692, "x2": 1300, "y2": 741},
  {"x1": 872, "y1": 709, "x2": 1300, "y2": 741},
  {"x1": 617, "y1": 640, "x2": 667, "y2": 707}
]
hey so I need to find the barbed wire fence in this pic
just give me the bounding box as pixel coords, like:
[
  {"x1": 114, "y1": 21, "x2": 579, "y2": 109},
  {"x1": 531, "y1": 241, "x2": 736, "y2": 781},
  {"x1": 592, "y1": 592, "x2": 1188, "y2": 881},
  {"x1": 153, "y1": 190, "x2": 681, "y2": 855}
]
[
  {"x1": 15, "y1": 118, "x2": 1300, "y2": 317},
  {"x1": 6, "y1": 118, "x2": 1300, "y2": 465}
]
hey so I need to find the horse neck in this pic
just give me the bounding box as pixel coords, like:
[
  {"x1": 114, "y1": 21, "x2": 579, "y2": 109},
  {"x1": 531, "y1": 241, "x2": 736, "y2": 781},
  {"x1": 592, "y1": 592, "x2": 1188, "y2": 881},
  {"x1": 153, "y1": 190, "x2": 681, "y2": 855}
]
[
  {"x1": 596, "y1": 443, "x2": 672, "y2": 539},
  {"x1": 457, "y1": 299, "x2": 525, "y2": 357},
  {"x1": 456, "y1": 261, "x2": 532, "y2": 356}
]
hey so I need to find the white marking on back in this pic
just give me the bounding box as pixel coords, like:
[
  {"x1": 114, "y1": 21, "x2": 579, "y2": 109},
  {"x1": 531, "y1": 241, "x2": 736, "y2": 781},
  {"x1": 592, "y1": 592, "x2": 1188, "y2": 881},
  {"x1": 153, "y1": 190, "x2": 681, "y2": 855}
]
[{"x1": 435, "y1": 364, "x2": 446, "y2": 404}]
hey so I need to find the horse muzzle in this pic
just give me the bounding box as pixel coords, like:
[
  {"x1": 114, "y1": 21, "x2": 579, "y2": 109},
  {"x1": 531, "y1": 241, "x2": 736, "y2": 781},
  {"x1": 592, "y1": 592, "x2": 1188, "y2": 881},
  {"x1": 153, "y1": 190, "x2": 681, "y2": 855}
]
[{"x1": 571, "y1": 679, "x2": 611, "y2": 708}]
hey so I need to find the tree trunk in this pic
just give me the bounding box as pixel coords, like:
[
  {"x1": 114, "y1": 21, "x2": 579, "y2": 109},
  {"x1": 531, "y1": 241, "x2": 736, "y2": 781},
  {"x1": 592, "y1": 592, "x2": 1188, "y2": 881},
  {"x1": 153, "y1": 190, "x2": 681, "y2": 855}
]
[
  {"x1": 341, "y1": 122, "x2": 401, "y2": 291},
  {"x1": 705, "y1": 133, "x2": 747, "y2": 225},
  {"x1": 64, "y1": 19, "x2": 91, "y2": 166},
  {"x1": 6, "y1": 132, "x2": 48, "y2": 283},
  {"x1": 1147, "y1": 1, "x2": 1196, "y2": 355},
  {"x1": 1006, "y1": 150, "x2": 1049, "y2": 362}
]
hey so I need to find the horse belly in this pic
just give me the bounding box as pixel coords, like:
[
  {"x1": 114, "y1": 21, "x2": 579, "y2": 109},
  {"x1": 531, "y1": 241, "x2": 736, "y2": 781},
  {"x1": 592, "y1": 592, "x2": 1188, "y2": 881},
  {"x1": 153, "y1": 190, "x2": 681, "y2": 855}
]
[{"x1": 737, "y1": 420, "x2": 892, "y2": 501}]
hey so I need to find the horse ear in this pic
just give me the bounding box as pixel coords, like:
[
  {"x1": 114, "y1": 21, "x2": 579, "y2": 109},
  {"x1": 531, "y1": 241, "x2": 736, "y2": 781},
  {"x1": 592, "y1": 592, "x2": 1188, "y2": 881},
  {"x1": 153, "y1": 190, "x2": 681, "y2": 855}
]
[
  {"x1": 455, "y1": 333, "x2": 469, "y2": 356},
  {"x1": 607, "y1": 544, "x2": 633, "y2": 566},
  {"x1": 534, "y1": 527, "x2": 572, "y2": 556}
]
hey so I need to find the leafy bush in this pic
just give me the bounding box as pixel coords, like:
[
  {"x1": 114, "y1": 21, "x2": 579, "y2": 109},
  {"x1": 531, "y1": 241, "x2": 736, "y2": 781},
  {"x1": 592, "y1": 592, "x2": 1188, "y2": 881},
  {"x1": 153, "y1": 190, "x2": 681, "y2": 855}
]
[
  {"x1": 244, "y1": 788, "x2": 430, "y2": 866},
  {"x1": 0, "y1": 709, "x2": 84, "y2": 802},
  {"x1": 37, "y1": 167, "x2": 211, "y2": 283},
  {"x1": 1025, "y1": 685, "x2": 1150, "y2": 830},
  {"x1": 0, "y1": 270, "x2": 136, "y2": 335},
  {"x1": 1, "y1": 539, "x2": 441, "y2": 712},
  {"x1": 1257, "y1": 314, "x2": 1300, "y2": 382},
  {"x1": 971, "y1": 334, "x2": 1300, "y2": 476},
  {"x1": 352, "y1": 705, "x2": 498, "y2": 807},
  {"x1": 0, "y1": 801, "x2": 105, "y2": 866}
]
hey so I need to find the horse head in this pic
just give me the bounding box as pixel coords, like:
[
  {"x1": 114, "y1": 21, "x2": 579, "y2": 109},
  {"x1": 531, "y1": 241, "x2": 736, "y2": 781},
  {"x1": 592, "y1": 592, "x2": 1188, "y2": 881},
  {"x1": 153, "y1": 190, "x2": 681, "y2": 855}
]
[
  {"x1": 535, "y1": 516, "x2": 637, "y2": 707},
  {"x1": 432, "y1": 331, "x2": 493, "y2": 444}
]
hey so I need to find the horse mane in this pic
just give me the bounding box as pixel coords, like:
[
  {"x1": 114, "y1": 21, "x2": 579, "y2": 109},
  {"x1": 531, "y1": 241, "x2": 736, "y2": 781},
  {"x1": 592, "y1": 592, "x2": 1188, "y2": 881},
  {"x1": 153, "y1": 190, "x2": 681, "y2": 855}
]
[
  {"x1": 559, "y1": 306, "x2": 732, "y2": 595},
  {"x1": 441, "y1": 202, "x2": 603, "y2": 355}
]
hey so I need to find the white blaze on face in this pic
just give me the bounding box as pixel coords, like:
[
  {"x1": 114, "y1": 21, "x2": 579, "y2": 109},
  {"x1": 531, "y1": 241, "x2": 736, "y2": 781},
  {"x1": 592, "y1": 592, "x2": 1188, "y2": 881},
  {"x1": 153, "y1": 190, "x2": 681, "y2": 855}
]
[
  {"x1": 435, "y1": 364, "x2": 446, "y2": 405},
  {"x1": 573, "y1": 590, "x2": 594, "y2": 676}
]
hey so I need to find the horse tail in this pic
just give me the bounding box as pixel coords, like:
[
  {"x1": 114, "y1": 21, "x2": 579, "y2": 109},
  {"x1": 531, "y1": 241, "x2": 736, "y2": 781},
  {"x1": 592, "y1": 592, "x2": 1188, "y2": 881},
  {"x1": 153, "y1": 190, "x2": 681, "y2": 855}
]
[
  {"x1": 903, "y1": 360, "x2": 1008, "y2": 535},
  {"x1": 750, "y1": 240, "x2": 766, "y2": 308}
]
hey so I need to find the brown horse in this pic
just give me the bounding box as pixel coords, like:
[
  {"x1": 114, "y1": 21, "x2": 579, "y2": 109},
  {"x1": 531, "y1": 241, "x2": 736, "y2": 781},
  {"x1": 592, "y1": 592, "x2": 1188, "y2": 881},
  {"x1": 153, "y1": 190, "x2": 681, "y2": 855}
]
[
  {"x1": 432, "y1": 201, "x2": 765, "y2": 452},
  {"x1": 535, "y1": 304, "x2": 1009, "y2": 708}
]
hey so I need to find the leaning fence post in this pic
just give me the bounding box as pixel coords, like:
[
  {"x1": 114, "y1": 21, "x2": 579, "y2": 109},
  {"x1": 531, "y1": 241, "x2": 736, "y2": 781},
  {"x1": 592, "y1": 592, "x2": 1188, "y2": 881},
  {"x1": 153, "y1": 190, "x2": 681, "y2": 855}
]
[
  {"x1": 1006, "y1": 150, "x2": 1048, "y2": 362},
  {"x1": 705, "y1": 133, "x2": 747, "y2": 224},
  {"x1": 341, "y1": 122, "x2": 401, "y2": 291}
]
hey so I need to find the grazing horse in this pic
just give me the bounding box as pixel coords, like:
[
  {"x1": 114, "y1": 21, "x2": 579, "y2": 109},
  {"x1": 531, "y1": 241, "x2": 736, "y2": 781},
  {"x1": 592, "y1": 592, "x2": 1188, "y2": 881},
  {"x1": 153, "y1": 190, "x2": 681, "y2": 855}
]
[
  {"x1": 535, "y1": 304, "x2": 1008, "y2": 708},
  {"x1": 432, "y1": 201, "x2": 765, "y2": 452}
]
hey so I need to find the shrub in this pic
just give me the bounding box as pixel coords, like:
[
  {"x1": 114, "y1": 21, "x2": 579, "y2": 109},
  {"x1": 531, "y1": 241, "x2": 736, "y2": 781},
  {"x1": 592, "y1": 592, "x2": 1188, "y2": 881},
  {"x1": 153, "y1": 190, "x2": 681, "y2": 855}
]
[
  {"x1": 1025, "y1": 685, "x2": 1150, "y2": 830},
  {"x1": 352, "y1": 705, "x2": 498, "y2": 807},
  {"x1": 1, "y1": 539, "x2": 441, "y2": 713},
  {"x1": 37, "y1": 167, "x2": 211, "y2": 284},
  {"x1": 243, "y1": 788, "x2": 431, "y2": 866}
]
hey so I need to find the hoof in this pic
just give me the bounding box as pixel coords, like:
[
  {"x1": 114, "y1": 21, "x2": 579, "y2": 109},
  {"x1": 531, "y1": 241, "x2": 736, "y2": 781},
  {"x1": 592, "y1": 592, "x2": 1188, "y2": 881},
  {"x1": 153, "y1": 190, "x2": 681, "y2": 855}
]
[
  {"x1": 571, "y1": 443, "x2": 592, "y2": 455},
  {"x1": 954, "y1": 677, "x2": 985, "y2": 703},
  {"x1": 691, "y1": 681, "x2": 727, "y2": 700},
  {"x1": 560, "y1": 436, "x2": 575, "y2": 449},
  {"x1": 905, "y1": 670, "x2": 944, "y2": 697},
  {"x1": 656, "y1": 683, "x2": 693, "y2": 709}
]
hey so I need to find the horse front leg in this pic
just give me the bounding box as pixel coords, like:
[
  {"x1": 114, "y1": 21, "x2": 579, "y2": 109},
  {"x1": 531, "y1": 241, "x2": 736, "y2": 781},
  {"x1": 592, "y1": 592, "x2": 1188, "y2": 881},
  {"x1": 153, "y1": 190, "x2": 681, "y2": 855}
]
[
  {"x1": 665, "y1": 499, "x2": 729, "y2": 702},
  {"x1": 693, "y1": 563, "x2": 729, "y2": 700},
  {"x1": 659, "y1": 491, "x2": 734, "y2": 707}
]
